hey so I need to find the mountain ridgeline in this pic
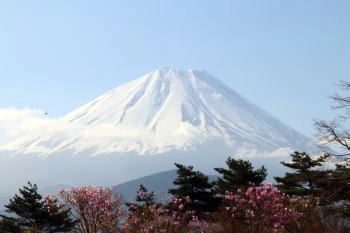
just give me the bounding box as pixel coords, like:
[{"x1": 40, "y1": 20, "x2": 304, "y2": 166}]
[{"x1": 0, "y1": 68, "x2": 316, "y2": 194}]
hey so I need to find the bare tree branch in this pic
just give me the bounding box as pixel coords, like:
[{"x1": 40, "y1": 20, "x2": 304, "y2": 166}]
[
  {"x1": 330, "y1": 81, "x2": 350, "y2": 117},
  {"x1": 315, "y1": 80, "x2": 350, "y2": 160}
]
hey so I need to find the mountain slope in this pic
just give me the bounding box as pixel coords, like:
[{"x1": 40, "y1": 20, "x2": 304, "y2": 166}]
[
  {"x1": 0, "y1": 68, "x2": 317, "y2": 194},
  {"x1": 2, "y1": 68, "x2": 313, "y2": 156}
]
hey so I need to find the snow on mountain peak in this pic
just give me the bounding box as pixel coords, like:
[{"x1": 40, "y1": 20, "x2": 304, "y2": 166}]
[
  {"x1": 0, "y1": 69, "x2": 321, "y2": 194},
  {"x1": 1, "y1": 69, "x2": 313, "y2": 156}
]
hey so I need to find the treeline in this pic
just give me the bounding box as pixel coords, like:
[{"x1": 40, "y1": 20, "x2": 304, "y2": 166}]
[{"x1": 0, "y1": 152, "x2": 349, "y2": 233}]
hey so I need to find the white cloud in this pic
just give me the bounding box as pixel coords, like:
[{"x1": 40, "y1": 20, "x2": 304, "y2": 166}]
[
  {"x1": 234, "y1": 147, "x2": 294, "y2": 158},
  {"x1": 0, "y1": 108, "x2": 48, "y2": 144},
  {"x1": 0, "y1": 108, "x2": 305, "y2": 158},
  {"x1": 0, "y1": 108, "x2": 194, "y2": 155}
]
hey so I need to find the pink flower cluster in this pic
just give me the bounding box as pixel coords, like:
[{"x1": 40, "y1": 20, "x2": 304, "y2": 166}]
[
  {"x1": 221, "y1": 183, "x2": 302, "y2": 232},
  {"x1": 59, "y1": 186, "x2": 125, "y2": 233},
  {"x1": 124, "y1": 196, "x2": 208, "y2": 233},
  {"x1": 44, "y1": 194, "x2": 62, "y2": 214},
  {"x1": 55, "y1": 187, "x2": 209, "y2": 233},
  {"x1": 43, "y1": 185, "x2": 324, "y2": 233},
  {"x1": 136, "y1": 189, "x2": 153, "y2": 200}
]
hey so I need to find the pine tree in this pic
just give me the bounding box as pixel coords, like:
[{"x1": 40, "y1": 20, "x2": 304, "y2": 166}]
[
  {"x1": 135, "y1": 184, "x2": 156, "y2": 205},
  {"x1": 316, "y1": 164, "x2": 350, "y2": 207},
  {"x1": 0, "y1": 182, "x2": 76, "y2": 233},
  {"x1": 126, "y1": 184, "x2": 156, "y2": 211},
  {"x1": 214, "y1": 157, "x2": 267, "y2": 194},
  {"x1": 313, "y1": 80, "x2": 350, "y2": 217},
  {"x1": 0, "y1": 217, "x2": 21, "y2": 233},
  {"x1": 274, "y1": 151, "x2": 330, "y2": 197},
  {"x1": 169, "y1": 163, "x2": 216, "y2": 212}
]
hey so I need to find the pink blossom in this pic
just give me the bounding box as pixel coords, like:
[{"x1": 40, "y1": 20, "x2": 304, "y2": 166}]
[
  {"x1": 58, "y1": 186, "x2": 125, "y2": 233},
  {"x1": 220, "y1": 184, "x2": 303, "y2": 232}
]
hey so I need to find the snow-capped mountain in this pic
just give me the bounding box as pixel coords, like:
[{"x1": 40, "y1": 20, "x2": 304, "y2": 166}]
[
  {"x1": 0, "y1": 68, "x2": 317, "y2": 193},
  {"x1": 2, "y1": 68, "x2": 312, "y2": 156}
]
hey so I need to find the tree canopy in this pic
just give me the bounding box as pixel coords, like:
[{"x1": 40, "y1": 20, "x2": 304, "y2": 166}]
[
  {"x1": 0, "y1": 182, "x2": 76, "y2": 233},
  {"x1": 214, "y1": 157, "x2": 267, "y2": 194},
  {"x1": 169, "y1": 163, "x2": 216, "y2": 212}
]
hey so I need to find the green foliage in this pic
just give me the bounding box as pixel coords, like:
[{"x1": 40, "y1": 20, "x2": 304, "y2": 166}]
[
  {"x1": 126, "y1": 184, "x2": 156, "y2": 211},
  {"x1": 274, "y1": 151, "x2": 330, "y2": 197},
  {"x1": 331, "y1": 164, "x2": 350, "y2": 202},
  {"x1": 280, "y1": 151, "x2": 327, "y2": 173},
  {"x1": 0, "y1": 216, "x2": 21, "y2": 233},
  {"x1": 214, "y1": 157, "x2": 267, "y2": 193},
  {"x1": 0, "y1": 182, "x2": 76, "y2": 233},
  {"x1": 315, "y1": 164, "x2": 350, "y2": 218},
  {"x1": 135, "y1": 185, "x2": 156, "y2": 205},
  {"x1": 169, "y1": 163, "x2": 216, "y2": 212}
]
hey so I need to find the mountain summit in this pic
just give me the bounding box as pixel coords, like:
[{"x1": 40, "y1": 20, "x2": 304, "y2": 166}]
[
  {"x1": 3, "y1": 68, "x2": 312, "y2": 156},
  {"x1": 0, "y1": 68, "x2": 316, "y2": 192}
]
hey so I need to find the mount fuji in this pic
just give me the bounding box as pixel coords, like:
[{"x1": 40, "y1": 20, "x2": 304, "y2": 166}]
[{"x1": 0, "y1": 68, "x2": 317, "y2": 193}]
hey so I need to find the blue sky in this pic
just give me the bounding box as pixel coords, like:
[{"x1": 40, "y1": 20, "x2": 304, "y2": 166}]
[{"x1": 0, "y1": 0, "x2": 349, "y2": 137}]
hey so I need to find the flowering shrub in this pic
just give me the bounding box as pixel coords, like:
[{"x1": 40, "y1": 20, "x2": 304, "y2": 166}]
[
  {"x1": 42, "y1": 184, "x2": 344, "y2": 233},
  {"x1": 59, "y1": 186, "x2": 125, "y2": 233},
  {"x1": 218, "y1": 183, "x2": 302, "y2": 232},
  {"x1": 136, "y1": 185, "x2": 156, "y2": 205},
  {"x1": 44, "y1": 194, "x2": 61, "y2": 213},
  {"x1": 124, "y1": 195, "x2": 208, "y2": 233}
]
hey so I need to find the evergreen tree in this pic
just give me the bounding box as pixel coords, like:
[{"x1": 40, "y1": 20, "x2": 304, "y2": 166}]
[
  {"x1": 0, "y1": 182, "x2": 76, "y2": 233},
  {"x1": 317, "y1": 164, "x2": 350, "y2": 207},
  {"x1": 274, "y1": 151, "x2": 330, "y2": 197},
  {"x1": 126, "y1": 184, "x2": 156, "y2": 211},
  {"x1": 214, "y1": 157, "x2": 267, "y2": 194},
  {"x1": 169, "y1": 163, "x2": 216, "y2": 212},
  {"x1": 275, "y1": 151, "x2": 350, "y2": 219},
  {"x1": 0, "y1": 217, "x2": 21, "y2": 233},
  {"x1": 135, "y1": 184, "x2": 156, "y2": 205},
  {"x1": 313, "y1": 80, "x2": 350, "y2": 216}
]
